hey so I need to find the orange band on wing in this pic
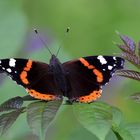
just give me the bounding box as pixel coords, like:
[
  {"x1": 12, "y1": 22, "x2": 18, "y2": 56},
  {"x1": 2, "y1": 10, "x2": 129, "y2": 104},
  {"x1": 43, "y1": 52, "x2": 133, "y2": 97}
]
[
  {"x1": 79, "y1": 58, "x2": 95, "y2": 69},
  {"x1": 24, "y1": 60, "x2": 32, "y2": 71},
  {"x1": 93, "y1": 69, "x2": 103, "y2": 82},
  {"x1": 79, "y1": 58, "x2": 90, "y2": 67},
  {"x1": 20, "y1": 60, "x2": 32, "y2": 85},
  {"x1": 26, "y1": 88, "x2": 56, "y2": 101},
  {"x1": 79, "y1": 89, "x2": 102, "y2": 103},
  {"x1": 79, "y1": 57, "x2": 103, "y2": 82},
  {"x1": 20, "y1": 71, "x2": 29, "y2": 84}
]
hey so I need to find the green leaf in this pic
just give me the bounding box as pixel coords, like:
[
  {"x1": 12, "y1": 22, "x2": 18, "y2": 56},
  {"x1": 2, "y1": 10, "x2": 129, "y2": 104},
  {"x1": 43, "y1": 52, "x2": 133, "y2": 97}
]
[
  {"x1": 111, "y1": 106, "x2": 134, "y2": 140},
  {"x1": 112, "y1": 124, "x2": 134, "y2": 140},
  {"x1": 124, "y1": 123, "x2": 140, "y2": 140},
  {"x1": 111, "y1": 106, "x2": 123, "y2": 126},
  {"x1": 0, "y1": 108, "x2": 25, "y2": 136},
  {"x1": 0, "y1": 96, "x2": 23, "y2": 112},
  {"x1": 105, "y1": 130, "x2": 118, "y2": 140},
  {"x1": 73, "y1": 102, "x2": 112, "y2": 140},
  {"x1": 27, "y1": 100, "x2": 62, "y2": 138},
  {"x1": 22, "y1": 95, "x2": 38, "y2": 101}
]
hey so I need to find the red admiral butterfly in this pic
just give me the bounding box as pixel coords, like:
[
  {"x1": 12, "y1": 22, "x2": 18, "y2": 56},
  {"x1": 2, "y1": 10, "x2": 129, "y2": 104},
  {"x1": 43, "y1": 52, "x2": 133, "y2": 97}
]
[{"x1": 0, "y1": 55, "x2": 124, "y2": 103}]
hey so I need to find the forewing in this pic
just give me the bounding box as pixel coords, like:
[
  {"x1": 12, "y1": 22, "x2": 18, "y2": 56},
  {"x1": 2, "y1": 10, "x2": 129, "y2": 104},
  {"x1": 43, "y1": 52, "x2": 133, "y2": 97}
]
[
  {"x1": 63, "y1": 56, "x2": 124, "y2": 103},
  {"x1": 0, "y1": 58, "x2": 60, "y2": 101}
]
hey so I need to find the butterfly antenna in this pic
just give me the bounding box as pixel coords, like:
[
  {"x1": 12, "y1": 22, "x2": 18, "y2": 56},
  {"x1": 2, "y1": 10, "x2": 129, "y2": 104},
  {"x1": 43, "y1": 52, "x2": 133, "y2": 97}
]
[
  {"x1": 56, "y1": 27, "x2": 70, "y2": 57},
  {"x1": 34, "y1": 29, "x2": 52, "y2": 55}
]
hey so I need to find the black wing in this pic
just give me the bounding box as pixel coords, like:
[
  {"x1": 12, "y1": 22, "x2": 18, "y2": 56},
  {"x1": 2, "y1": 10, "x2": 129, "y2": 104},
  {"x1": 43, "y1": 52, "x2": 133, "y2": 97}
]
[
  {"x1": 0, "y1": 58, "x2": 61, "y2": 101},
  {"x1": 63, "y1": 56, "x2": 124, "y2": 103}
]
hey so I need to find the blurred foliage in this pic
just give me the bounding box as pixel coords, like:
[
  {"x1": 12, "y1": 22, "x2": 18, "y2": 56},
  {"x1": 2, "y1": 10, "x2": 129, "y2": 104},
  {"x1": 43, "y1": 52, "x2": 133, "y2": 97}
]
[
  {"x1": 27, "y1": 100, "x2": 62, "y2": 139},
  {"x1": 116, "y1": 33, "x2": 140, "y2": 104},
  {"x1": 0, "y1": 97, "x2": 140, "y2": 140},
  {"x1": 0, "y1": 0, "x2": 140, "y2": 139}
]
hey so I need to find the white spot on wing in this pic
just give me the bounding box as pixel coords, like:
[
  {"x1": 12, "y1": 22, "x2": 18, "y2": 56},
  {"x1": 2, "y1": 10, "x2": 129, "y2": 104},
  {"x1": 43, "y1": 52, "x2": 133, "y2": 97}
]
[
  {"x1": 113, "y1": 57, "x2": 116, "y2": 60},
  {"x1": 108, "y1": 65, "x2": 113, "y2": 70},
  {"x1": 9, "y1": 58, "x2": 16, "y2": 67},
  {"x1": 6, "y1": 68, "x2": 12, "y2": 73},
  {"x1": 2, "y1": 67, "x2": 5, "y2": 70},
  {"x1": 0, "y1": 61, "x2": 1, "y2": 64},
  {"x1": 97, "y1": 55, "x2": 107, "y2": 65}
]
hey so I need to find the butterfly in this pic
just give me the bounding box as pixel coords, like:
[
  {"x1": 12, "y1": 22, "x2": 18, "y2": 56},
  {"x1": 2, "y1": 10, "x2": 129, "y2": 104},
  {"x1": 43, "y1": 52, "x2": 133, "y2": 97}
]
[{"x1": 0, "y1": 54, "x2": 124, "y2": 103}]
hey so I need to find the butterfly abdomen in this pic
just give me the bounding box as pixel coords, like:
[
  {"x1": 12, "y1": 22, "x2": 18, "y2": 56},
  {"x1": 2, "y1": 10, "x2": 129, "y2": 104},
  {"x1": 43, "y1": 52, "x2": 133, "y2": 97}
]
[{"x1": 49, "y1": 55, "x2": 70, "y2": 95}]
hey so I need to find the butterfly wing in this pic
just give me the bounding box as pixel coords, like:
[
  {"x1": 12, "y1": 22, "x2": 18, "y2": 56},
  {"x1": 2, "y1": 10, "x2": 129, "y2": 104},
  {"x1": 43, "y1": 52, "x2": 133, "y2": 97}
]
[
  {"x1": 0, "y1": 58, "x2": 61, "y2": 101},
  {"x1": 63, "y1": 56, "x2": 124, "y2": 103}
]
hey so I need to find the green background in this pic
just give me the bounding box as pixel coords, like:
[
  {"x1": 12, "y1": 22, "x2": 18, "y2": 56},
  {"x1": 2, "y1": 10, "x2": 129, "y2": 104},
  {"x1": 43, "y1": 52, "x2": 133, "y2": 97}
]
[{"x1": 0, "y1": 0, "x2": 140, "y2": 139}]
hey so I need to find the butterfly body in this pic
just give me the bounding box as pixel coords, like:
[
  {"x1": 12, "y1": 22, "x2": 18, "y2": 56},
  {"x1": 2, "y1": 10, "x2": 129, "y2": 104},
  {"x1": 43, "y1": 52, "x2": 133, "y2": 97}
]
[
  {"x1": 0, "y1": 55, "x2": 124, "y2": 103},
  {"x1": 49, "y1": 54, "x2": 70, "y2": 96}
]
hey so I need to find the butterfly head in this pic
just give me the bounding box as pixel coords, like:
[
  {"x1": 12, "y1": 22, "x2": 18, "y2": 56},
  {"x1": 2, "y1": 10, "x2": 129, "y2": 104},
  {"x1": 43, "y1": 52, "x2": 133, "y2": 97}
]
[{"x1": 49, "y1": 54, "x2": 61, "y2": 66}]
